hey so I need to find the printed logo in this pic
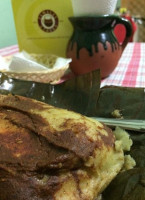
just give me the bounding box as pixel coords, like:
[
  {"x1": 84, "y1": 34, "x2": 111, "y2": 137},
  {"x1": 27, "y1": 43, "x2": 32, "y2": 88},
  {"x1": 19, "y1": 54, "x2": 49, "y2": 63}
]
[{"x1": 38, "y1": 10, "x2": 59, "y2": 32}]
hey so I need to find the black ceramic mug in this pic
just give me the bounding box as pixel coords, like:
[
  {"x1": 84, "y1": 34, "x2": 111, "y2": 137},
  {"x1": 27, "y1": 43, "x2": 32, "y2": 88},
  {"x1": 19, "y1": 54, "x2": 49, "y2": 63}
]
[{"x1": 66, "y1": 15, "x2": 133, "y2": 78}]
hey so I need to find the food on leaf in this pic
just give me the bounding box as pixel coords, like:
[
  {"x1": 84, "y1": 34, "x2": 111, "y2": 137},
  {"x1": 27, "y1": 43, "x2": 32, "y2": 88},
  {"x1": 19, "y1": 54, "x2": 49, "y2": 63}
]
[{"x1": 0, "y1": 94, "x2": 126, "y2": 200}]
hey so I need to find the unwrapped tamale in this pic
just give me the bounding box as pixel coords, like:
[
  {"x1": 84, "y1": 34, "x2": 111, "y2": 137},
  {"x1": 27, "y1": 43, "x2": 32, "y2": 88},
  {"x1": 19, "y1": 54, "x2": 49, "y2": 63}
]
[{"x1": 0, "y1": 94, "x2": 125, "y2": 200}]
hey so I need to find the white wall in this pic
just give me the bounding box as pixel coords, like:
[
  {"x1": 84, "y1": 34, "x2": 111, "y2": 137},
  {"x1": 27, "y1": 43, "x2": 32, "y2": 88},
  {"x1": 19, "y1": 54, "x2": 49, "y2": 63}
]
[{"x1": 0, "y1": 0, "x2": 17, "y2": 48}]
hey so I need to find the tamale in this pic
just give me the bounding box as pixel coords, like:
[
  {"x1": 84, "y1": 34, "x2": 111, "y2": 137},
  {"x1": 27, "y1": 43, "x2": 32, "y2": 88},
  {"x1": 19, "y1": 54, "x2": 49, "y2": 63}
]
[{"x1": 0, "y1": 94, "x2": 124, "y2": 200}]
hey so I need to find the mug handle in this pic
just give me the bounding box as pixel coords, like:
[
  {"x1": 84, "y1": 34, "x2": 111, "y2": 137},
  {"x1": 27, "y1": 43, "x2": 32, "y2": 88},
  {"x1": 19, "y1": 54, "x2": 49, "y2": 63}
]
[{"x1": 113, "y1": 16, "x2": 133, "y2": 50}]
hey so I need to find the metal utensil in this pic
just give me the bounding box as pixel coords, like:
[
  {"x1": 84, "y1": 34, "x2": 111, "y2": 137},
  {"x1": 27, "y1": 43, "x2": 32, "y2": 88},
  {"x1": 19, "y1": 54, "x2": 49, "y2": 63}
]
[{"x1": 92, "y1": 117, "x2": 145, "y2": 132}]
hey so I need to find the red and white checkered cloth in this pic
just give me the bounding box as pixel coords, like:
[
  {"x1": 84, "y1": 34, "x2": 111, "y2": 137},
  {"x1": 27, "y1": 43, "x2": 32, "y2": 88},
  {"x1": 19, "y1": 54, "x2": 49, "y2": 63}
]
[
  {"x1": 0, "y1": 45, "x2": 19, "y2": 57},
  {"x1": 0, "y1": 43, "x2": 145, "y2": 88},
  {"x1": 101, "y1": 42, "x2": 145, "y2": 88}
]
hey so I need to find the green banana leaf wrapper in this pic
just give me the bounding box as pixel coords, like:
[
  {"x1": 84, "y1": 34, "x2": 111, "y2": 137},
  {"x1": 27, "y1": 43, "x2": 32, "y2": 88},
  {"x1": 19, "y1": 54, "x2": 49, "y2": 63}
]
[
  {"x1": 103, "y1": 168, "x2": 145, "y2": 200},
  {"x1": 96, "y1": 86, "x2": 145, "y2": 119},
  {"x1": 0, "y1": 71, "x2": 100, "y2": 116},
  {"x1": 1, "y1": 71, "x2": 145, "y2": 119},
  {"x1": 1, "y1": 70, "x2": 145, "y2": 119}
]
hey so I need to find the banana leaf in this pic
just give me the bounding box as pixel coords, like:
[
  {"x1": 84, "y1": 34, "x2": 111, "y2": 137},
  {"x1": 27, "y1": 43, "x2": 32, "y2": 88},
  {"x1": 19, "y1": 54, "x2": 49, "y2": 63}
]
[
  {"x1": 103, "y1": 168, "x2": 145, "y2": 200},
  {"x1": 128, "y1": 132, "x2": 145, "y2": 168},
  {"x1": 130, "y1": 146, "x2": 145, "y2": 168},
  {"x1": 1, "y1": 72, "x2": 145, "y2": 119},
  {"x1": 96, "y1": 86, "x2": 145, "y2": 119},
  {"x1": 0, "y1": 70, "x2": 100, "y2": 116}
]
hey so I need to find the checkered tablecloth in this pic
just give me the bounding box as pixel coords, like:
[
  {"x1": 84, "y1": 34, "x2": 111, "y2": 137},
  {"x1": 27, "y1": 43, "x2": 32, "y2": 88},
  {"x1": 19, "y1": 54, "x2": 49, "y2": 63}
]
[
  {"x1": 0, "y1": 45, "x2": 19, "y2": 57},
  {"x1": 101, "y1": 42, "x2": 145, "y2": 88},
  {"x1": 0, "y1": 43, "x2": 145, "y2": 88}
]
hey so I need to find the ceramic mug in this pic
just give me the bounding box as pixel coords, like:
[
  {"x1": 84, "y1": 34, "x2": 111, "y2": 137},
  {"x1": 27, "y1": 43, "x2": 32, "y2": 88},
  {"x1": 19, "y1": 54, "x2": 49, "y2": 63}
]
[{"x1": 66, "y1": 15, "x2": 133, "y2": 78}]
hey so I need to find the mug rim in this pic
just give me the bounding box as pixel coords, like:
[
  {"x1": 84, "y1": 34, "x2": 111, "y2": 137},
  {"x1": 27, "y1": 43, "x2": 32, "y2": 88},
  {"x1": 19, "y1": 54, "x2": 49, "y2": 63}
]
[{"x1": 69, "y1": 14, "x2": 122, "y2": 20}]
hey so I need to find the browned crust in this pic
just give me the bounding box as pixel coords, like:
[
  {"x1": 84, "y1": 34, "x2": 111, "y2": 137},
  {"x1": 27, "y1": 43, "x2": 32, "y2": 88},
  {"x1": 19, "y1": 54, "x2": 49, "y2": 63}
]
[
  {"x1": 0, "y1": 168, "x2": 63, "y2": 200},
  {"x1": 0, "y1": 94, "x2": 115, "y2": 200},
  {"x1": 0, "y1": 94, "x2": 114, "y2": 163}
]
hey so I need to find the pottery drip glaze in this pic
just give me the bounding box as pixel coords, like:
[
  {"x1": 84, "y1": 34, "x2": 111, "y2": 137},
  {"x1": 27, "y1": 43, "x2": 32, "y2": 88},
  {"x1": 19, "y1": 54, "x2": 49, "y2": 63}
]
[{"x1": 67, "y1": 15, "x2": 133, "y2": 78}]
